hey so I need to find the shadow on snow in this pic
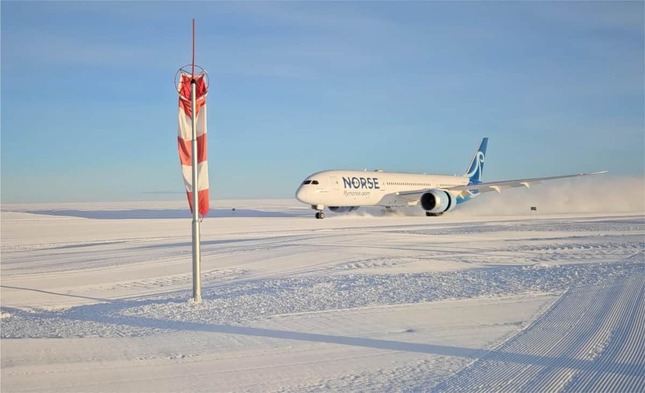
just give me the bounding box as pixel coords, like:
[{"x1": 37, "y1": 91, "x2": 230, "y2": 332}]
[{"x1": 1, "y1": 287, "x2": 642, "y2": 380}]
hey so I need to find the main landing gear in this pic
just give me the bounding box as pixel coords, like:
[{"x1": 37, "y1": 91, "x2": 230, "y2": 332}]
[{"x1": 426, "y1": 212, "x2": 443, "y2": 217}]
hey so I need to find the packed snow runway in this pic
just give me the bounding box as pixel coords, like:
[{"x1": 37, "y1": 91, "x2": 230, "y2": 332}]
[{"x1": 1, "y1": 200, "x2": 643, "y2": 392}]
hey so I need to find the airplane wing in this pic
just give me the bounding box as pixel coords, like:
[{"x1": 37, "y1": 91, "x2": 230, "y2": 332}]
[
  {"x1": 447, "y1": 171, "x2": 607, "y2": 194},
  {"x1": 391, "y1": 171, "x2": 607, "y2": 204}
]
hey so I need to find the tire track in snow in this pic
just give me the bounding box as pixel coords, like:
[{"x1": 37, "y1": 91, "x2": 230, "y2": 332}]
[
  {"x1": 433, "y1": 269, "x2": 645, "y2": 392},
  {"x1": 562, "y1": 275, "x2": 644, "y2": 393}
]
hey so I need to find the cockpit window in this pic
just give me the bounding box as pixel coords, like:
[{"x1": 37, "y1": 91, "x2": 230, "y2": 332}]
[
  {"x1": 303, "y1": 180, "x2": 312, "y2": 185},
  {"x1": 311, "y1": 180, "x2": 319, "y2": 185}
]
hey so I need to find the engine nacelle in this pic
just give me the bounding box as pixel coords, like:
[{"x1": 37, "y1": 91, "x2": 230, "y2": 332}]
[
  {"x1": 328, "y1": 206, "x2": 359, "y2": 213},
  {"x1": 420, "y1": 190, "x2": 455, "y2": 214}
]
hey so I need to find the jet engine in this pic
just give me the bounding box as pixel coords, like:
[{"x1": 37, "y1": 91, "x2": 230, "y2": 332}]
[
  {"x1": 328, "y1": 206, "x2": 359, "y2": 213},
  {"x1": 420, "y1": 190, "x2": 455, "y2": 215}
]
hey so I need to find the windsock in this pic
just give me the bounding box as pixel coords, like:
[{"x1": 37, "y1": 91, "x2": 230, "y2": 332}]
[{"x1": 177, "y1": 72, "x2": 209, "y2": 217}]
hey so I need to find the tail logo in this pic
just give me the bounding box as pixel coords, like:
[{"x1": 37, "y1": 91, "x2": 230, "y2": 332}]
[{"x1": 465, "y1": 151, "x2": 485, "y2": 181}]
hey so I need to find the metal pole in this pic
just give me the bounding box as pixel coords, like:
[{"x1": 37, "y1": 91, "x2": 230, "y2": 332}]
[
  {"x1": 191, "y1": 79, "x2": 202, "y2": 303},
  {"x1": 190, "y1": 19, "x2": 201, "y2": 303},
  {"x1": 192, "y1": 19, "x2": 196, "y2": 79}
]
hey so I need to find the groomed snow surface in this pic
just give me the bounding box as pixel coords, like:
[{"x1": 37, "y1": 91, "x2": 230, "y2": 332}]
[{"x1": 1, "y1": 198, "x2": 643, "y2": 392}]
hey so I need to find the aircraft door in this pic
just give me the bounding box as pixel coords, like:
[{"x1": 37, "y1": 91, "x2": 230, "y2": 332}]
[{"x1": 330, "y1": 176, "x2": 340, "y2": 190}]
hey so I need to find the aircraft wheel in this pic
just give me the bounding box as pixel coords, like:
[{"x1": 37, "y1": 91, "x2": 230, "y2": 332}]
[{"x1": 315, "y1": 211, "x2": 325, "y2": 219}]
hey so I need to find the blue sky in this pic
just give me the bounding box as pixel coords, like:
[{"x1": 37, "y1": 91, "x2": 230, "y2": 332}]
[{"x1": 2, "y1": 1, "x2": 643, "y2": 203}]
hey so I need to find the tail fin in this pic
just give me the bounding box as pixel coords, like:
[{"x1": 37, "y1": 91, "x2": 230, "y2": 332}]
[{"x1": 463, "y1": 138, "x2": 488, "y2": 185}]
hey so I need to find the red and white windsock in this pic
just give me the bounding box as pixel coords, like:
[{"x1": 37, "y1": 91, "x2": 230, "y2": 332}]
[{"x1": 177, "y1": 72, "x2": 209, "y2": 217}]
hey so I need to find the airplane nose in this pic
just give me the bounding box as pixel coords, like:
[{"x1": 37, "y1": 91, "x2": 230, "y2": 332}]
[
  {"x1": 295, "y1": 186, "x2": 305, "y2": 202},
  {"x1": 295, "y1": 186, "x2": 311, "y2": 204}
]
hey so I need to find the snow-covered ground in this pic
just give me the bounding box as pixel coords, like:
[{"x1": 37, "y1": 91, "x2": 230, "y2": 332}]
[{"x1": 1, "y1": 197, "x2": 643, "y2": 392}]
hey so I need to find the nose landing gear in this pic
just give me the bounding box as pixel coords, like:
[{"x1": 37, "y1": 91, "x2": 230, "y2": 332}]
[{"x1": 311, "y1": 205, "x2": 325, "y2": 219}]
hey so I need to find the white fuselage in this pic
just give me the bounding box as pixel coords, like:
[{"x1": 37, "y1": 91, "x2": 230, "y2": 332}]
[{"x1": 295, "y1": 170, "x2": 469, "y2": 209}]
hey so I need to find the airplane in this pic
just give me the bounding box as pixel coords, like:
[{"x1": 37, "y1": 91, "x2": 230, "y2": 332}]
[{"x1": 295, "y1": 137, "x2": 606, "y2": 219}]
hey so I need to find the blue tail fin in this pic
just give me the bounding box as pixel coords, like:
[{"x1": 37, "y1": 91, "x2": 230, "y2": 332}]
[{"x1": 463, "y1": 138, "x2": 488, "y2": 185}]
